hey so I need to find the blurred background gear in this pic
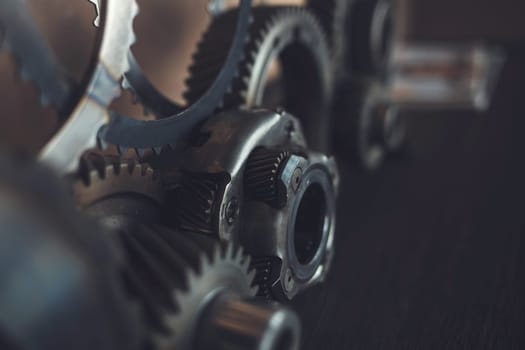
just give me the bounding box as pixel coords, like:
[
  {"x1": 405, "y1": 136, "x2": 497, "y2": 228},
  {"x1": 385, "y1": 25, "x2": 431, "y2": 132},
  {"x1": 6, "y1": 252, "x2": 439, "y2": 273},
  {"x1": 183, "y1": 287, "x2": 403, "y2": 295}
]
[
  {"x1": 0, "y1": 154, "x2": 142, "y2": 350},
  {"x1": 185, "y1": 6, "x2": 333, "y2": 151},
  {"x1": 0, "y1": 0, "x2": 524, "y2": 350}
]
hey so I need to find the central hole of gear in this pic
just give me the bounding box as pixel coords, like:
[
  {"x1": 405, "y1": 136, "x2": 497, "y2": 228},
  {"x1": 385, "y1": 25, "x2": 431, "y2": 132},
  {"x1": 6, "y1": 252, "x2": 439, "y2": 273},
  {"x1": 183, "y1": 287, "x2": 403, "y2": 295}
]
[{"x1": 293, "y1": 183, "x2": 326, "y2": 265}]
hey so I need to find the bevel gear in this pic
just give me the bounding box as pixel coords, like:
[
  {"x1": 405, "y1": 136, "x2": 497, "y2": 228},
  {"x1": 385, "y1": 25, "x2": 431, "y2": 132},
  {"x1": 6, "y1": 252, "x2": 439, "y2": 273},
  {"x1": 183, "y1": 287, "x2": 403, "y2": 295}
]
[
  {"x1": 184, "y1": 6, "x2": 333, "y2": 151},
  {"x1": 98, "y1": 0, "x2": 254, "y2": 155},
  {"x1": 336, "y1": 81, "x2": 406, "y2": 170}
]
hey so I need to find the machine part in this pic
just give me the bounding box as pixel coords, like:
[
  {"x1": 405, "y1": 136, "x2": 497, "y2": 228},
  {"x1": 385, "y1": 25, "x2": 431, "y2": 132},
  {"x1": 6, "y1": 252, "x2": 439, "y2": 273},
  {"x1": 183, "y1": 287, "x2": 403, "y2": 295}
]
[
  {"x1": 0, "y1": 0, "x2": 76, "y2": 112},
  {"x1": 0, "y1": 154, "x2": 142, "y2": 350},
  {"x1": 71, "y1": 154, "x2": 301, "y2": 350},
  {"x1": 336, "y1": 82, "x2": 406, "y2": 170},
  {"x1": 184, "y1": 6, "x2": 333, "y2": 151},
  {"x1": 119, "y1": 225, "x2": 301, "y2": 350},
  {"x1": 387, "y1": 43, "x2": 505, "y2": 111},
  {"x1": 347, "y1": 0, "x2": 394, "y2": 79},
  {"x1": 176, "y1": 109, "x2": 339, "y2": 300},
  {"x1": 307, "y1": 0, "x2": 350, "y2": 76},
  {"x1": 38, "y1": 0, "x2": 139, "y2": 174},
  {"x1": 99, "y1": 0, "x2": 254, "y2": 153},
  {"x1": 73, "y1": 153, "x2": 163, "y2": 231}
]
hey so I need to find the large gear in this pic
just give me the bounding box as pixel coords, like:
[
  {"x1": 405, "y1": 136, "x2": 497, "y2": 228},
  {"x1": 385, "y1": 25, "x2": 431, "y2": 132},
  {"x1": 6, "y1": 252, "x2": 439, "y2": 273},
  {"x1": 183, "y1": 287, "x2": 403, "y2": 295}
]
[
  {"x1": 0, "y1": 0, "x2": 139, "y2": 174},
  {"x1": 0, "y1": 153, "x2": 143, "y2": 350},
  {"x1": 71, "y1": 154, "x2": 301, "y2": 350},
  {"x1": 98, "y1": 0, "x2": 254, "y2": 154},
  {"x1": 307, "y1": 0, "x2": 351, "y2": 77},
  {"x1": 184, "y1": 6, "x2": 333, "y2": 151},
  {"x1": 39, "y1": 0, "x2": 139, "y2": 174}
]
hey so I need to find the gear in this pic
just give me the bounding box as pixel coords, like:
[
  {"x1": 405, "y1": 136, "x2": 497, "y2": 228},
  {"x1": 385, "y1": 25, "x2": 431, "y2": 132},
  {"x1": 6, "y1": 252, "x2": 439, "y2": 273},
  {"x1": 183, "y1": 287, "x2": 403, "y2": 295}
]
[
  {"x1": 307, "y1": 0, "x2": 351, "y2": 77},
  {"x1": 176, "y1": 173, "x2": 224, "y2": 236},
  {"x1": 98, "y1": 0, "x2": 254, "y2": 154},
  {"x1": 0, "y1": 0, "x2": 76, "y2": 112},
  {"x1": 336, "y1": 81, "x2": 406, "y2": 170},
  {"x1": 35, "y1": 0, "x2": 139, "y2": 174},
  {"x1": 0, "y1": 153, "x2": 143, "y2": 350},
  {"x1": 184, "y1": 6, "x2": 333, "y2": 151},
  {"x1": 74, "y1": 153, "x2": 163, "y2": 209},
  {"x1": 244, "y1": 147, "x2": 290, "y2": 208}
]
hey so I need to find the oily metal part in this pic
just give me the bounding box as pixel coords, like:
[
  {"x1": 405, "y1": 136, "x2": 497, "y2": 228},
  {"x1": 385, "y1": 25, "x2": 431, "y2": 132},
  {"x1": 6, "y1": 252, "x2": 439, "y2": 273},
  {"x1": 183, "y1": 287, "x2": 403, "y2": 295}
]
[
  {"x1": 0, "y1": 0, "x2": 75, "y2": 112},
  {"x1": 39, "y1": 0, "x2": 139, "y2": 174},
  {"x1": 99, "y1": 0, "x2": 253, "y2": 153},
  {"x1": 184, "y1": 6, "x2": 333, "y2": 151},
  {"x1": 175, "y1": 109, "x2": 339, "y2": 300},
  {"x1": 0, "y1": 154, "x2": 143, "y2": 350}
]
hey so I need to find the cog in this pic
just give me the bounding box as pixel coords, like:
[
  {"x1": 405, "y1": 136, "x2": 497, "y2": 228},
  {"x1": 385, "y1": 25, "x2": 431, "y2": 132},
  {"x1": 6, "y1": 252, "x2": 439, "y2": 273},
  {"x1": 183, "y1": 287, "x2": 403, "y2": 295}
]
[
  {"x1": 307, "y1": 0, "x2": 351, "y2": 77},
  {"x1": 38, "y1": 0, "x2": 139, "y2": 174},
  {"x1": 184, "y1": 6, "x2": 333, "y2": 151},
  {"x1": 73, "y1": 153, "x2": 163, "y2": 209},
  {"x1": 0, "y1": 153, "x2": 143, "y2": 350},
  {"x1": 99, "y1": 0, "x2": 254, "y2": 154},
  {"x1": 119, "y1": 226, "x2": 256, "y2": 350}
]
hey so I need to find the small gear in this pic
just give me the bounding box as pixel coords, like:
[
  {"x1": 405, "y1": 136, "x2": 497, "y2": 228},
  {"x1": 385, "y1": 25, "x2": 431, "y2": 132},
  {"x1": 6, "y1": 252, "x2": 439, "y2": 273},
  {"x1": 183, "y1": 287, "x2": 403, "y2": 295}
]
[
  {"x1": 184, "y1": 6, "x2": 333, "y2": 151},
  {"x1": 244, "y1": 147, "x2": 290, "y2": 208},
  {"x1": 176, "y1": 174, "x2": 224, "y2": 236}
]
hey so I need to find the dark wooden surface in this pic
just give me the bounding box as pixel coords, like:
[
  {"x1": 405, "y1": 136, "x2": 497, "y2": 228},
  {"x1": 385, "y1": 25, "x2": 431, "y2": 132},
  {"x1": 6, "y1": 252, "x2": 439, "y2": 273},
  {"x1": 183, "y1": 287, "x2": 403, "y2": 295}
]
[{"x1": 293, "y1": 51, "x2": 525, "y2": 349}]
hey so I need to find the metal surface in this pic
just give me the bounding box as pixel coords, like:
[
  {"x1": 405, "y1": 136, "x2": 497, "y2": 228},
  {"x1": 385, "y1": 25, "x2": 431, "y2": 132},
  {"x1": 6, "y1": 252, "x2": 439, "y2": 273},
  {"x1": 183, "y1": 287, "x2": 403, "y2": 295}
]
[
  {"x1": 175, "y1": 109, "x2": 339, "y2": 300},
  {"x1": 39, "y1": 0, "x2": 139, "y2": 174},
  {"x1": 99, "y1": 0, "x2": 254, "y2": 153},
  {"x1": 185, "y1": 6, "x2": 333, "y2": 151}
]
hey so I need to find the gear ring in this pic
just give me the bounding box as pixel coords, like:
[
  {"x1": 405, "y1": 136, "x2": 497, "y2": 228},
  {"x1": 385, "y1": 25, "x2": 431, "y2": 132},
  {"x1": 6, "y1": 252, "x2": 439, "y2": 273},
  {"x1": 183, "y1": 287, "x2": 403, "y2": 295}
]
[
  {"x1": 98, "y1": 0, "x2": 253, "y2": 154},
  {"x1": 184, "y1": 6, "x2": 333, "y2": 151},
  {"x1": 36, "y1": 0, "x2": 138, "y2": 173}
]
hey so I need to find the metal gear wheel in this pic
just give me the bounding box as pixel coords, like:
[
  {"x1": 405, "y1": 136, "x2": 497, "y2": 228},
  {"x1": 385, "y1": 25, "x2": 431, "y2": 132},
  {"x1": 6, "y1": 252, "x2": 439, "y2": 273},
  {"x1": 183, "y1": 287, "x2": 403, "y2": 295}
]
[
  {"x1": 0, "y1": 153, "x2": 143, "y2": 350},
  {"x1": 71, "y1": 154, "x2": 301, "y2": 350},
  {"x1": 98, "y1": 0, "x2": 254, "y2": 154},
  {"x1": 307, "y1": 0, "x2": 351, "y2": 77},
  {"x1": 184, "y1": 6, "x2": 333, "y2": 151},
  {"x1": 174, "y1": 109, "x2": 339, "y2": 301},
  {"x1": 0, "y1": 0, "x2": 139, "y2": 174}
]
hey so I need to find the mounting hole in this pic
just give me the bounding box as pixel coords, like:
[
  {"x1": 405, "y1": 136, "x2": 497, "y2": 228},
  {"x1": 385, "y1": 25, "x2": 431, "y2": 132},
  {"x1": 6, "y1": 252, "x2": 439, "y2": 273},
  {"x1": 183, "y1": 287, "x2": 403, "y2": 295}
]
[{"x1": 293, "y1": 183, "x2": 326, "y2": 264}]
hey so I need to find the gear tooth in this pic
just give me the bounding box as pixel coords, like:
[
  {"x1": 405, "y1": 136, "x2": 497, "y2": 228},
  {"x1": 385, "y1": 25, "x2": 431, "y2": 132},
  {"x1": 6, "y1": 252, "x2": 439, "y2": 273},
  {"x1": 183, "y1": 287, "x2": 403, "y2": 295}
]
[
  {"x1": 244, "y1": 147, "x2": 290, "y2": 208},
  {"x1": 153, "y1": 147, "x2": 163, "y2": 155},
  {"x1": 134, "y1": 148, "x2": 146, "y2": 158},
  {"x1": 176, "y1": 174, "x2": 222, "y2": 236}
]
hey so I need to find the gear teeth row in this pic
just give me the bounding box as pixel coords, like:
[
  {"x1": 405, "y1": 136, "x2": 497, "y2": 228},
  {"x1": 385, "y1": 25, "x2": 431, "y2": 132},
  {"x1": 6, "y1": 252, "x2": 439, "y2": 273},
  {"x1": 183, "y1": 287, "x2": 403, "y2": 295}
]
[
  {"x1": 307, "y1": 0, "x2": 349, "y2": 73},
  {"x1": 119, "y1": 225, "x2": 256, "y2": 348},
  {"x1": 250, "y1": 257, "x2": 276, "y2": 299},
  {"x1": 176, "y1": 174, "x2": 223, "y2": 236},
  {"x1": 244, "y1": 147, "x2": 290, "y2": 208},
  {"x1": 74, "y1": 153, "x2": 162, "y2": 209},
  {"x1": 0, "y1": 0, "x2": 74, "y2": 114},
  {"x1": 183, "y1": 9, "x2": 242, "y2": 105}
]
